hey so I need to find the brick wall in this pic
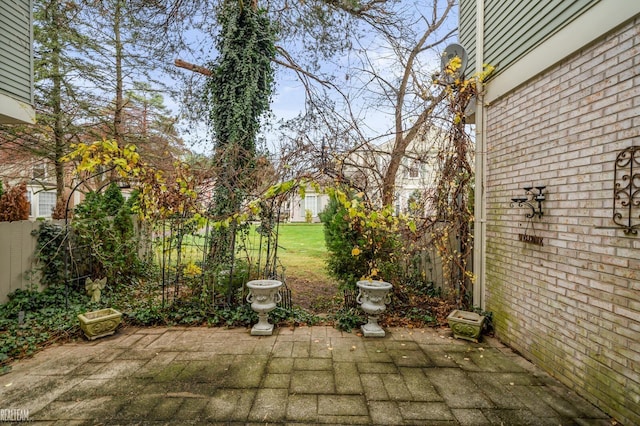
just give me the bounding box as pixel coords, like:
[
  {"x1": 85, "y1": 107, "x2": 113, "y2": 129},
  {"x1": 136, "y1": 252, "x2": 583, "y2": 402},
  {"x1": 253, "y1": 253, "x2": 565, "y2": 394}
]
[{"x1": 484, "y1": 18, "x2": 639, "y2": 425}]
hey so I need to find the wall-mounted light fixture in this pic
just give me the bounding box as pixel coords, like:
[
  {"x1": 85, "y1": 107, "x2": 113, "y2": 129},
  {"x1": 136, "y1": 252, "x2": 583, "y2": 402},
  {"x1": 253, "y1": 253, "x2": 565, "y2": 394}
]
[{"x1": 511, "y1": 186, "x2": 546, "y2": 218}]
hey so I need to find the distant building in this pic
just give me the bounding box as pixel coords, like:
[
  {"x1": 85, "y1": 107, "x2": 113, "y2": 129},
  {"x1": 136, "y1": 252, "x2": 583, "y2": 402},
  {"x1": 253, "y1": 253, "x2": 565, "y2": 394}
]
[
  {"x1": 287, "y1": 127, "x2": 442, "y2": 222},
  {"x1": 0, "y1": 139, "x2": 64, "y2": 219}
]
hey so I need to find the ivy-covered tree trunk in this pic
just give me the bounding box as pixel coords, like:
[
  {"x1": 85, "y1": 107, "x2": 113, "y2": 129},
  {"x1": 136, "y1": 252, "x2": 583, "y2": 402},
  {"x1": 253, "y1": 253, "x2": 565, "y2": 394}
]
[{"x1": 205, "y1": 0, "x2": 276, "y2": 268}]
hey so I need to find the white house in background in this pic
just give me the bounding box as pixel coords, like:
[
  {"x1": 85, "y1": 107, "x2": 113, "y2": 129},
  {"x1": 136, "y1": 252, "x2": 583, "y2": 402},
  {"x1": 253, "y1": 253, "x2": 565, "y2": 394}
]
[
  {"x1": 286, "y1": 127, "x2": 442, "y2": 222},
  {"x1": 461, "y1": 0, "x2": 640, "y2": 424},
  {"x1": 286, "y1": 187, "x2": 327, "y2": 223},
  {"x1": 0, "y1": 0, "x2": 36, "y2": 124},
  {"x1": 375, "y1": 132, "x2": 440, "y2": 215},
  {"x1": 25, "y1": 164, "x2": 57, "y2": 219}
]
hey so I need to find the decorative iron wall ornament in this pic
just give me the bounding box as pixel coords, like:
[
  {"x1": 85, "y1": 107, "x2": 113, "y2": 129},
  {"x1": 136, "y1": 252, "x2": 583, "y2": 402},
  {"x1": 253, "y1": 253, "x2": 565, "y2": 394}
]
[
  {"x1": 613, "y1": 146, "x2": 640, "y2": 235},
  {"x1": 511, "y1": 185, "x2": 546, "y2": 218},
  {"x1": 510, "y1": 185, "x2": 546, "y2": 246}
]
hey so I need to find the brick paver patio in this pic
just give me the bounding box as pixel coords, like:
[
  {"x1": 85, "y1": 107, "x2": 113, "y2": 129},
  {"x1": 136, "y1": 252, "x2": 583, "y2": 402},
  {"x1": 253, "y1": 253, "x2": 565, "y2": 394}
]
[{"x1": 0, "y1": 326, "x2": 612, "y2": 425}]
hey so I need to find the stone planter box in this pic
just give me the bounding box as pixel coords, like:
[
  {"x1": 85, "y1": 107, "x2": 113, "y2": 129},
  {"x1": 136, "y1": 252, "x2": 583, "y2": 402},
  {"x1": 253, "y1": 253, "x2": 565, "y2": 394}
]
[
  {"x1": 78, "y1": 308, "x2": 122, "y2": 340},
  {"x1": 447, "y1": 309, "x2": 485, "y2": 343}
]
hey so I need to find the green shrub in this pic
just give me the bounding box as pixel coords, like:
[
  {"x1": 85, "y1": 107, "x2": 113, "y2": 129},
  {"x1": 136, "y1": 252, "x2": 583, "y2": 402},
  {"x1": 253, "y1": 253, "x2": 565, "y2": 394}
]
[
  {"x1": 0, "y1": 284, "x2": 87, "y2": 366},
  {"x1": 72, "y1": 184, "x2": 144, "y2": 286},
  {"x1": 319, "y1": 191, "x2": 402, "y2": 289},
  {"x1": 331, "y1": 306, "x2": 364, "y2": 332},
  {"x1": 33, "y1": 222, "x2": 68, "y2": 288},
  {"x1": 319, "y1": 194, "x2": 369, "y2": 289}
]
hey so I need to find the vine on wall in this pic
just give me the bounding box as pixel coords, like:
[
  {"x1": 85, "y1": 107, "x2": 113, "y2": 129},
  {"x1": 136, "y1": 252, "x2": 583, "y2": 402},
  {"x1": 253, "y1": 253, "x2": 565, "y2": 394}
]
[{"x1": 430, "y1": 59, "x2": 494, "y2": 307}]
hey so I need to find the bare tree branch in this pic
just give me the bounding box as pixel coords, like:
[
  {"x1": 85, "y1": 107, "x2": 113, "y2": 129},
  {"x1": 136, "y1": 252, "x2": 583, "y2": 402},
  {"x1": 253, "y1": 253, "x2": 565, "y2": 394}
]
[{"x1": 174, "y1": 58, "x2": 212, "y2": 76}]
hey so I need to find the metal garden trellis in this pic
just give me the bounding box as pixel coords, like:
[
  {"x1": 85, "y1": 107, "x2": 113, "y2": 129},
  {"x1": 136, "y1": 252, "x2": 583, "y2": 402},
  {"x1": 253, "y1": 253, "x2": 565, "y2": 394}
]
[{"x1": 154, "y1": 192, "x2": 291, "y2": 311}]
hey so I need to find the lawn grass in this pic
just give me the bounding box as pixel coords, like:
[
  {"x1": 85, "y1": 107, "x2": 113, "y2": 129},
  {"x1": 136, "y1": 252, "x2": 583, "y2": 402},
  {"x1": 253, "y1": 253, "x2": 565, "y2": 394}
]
[
  {"x1": 150, "y1": 222, "x2": 330, "y2": 281},
  {"x1": 275, "y1": 223, "x2": 328, "y2": 279}
]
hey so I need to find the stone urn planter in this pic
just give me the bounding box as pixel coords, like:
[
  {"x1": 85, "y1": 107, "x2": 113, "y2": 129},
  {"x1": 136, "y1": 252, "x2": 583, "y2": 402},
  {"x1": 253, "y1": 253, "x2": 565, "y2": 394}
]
[
  {"x1": 356, "y1": 280, "x2": 392, "y2": 337},
  {"x1": 246, "y1": 279, "x2": 283, "y2": 336},
  {"x1": 78, "y1": 308, "x2": 122, "y2": 340},
  {"x1": 447, "y1": 309, "x2": 485, "y2": 343}
]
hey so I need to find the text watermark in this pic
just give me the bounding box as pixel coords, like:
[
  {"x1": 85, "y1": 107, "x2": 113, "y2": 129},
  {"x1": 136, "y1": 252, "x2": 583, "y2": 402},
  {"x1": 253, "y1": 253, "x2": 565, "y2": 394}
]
[{"x1": 0, "y1": 409, "x2": 30, "y2": 422}]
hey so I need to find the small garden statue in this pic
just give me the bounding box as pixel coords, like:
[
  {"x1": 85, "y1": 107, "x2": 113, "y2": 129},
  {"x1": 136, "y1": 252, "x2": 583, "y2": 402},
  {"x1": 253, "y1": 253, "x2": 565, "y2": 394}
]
[{"x1": 85, "y1": 277, "x2": 107, "y2": 303}]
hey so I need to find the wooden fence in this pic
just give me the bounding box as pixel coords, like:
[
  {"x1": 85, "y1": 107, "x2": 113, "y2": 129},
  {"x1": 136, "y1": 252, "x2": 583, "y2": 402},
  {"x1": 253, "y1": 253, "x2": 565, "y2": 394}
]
[
  {"x1": 0, "y1": 220, "x2": 41, "y2": 303},
  {"x1": 0, "y1": 220, "x2": 65, "y2": 304}
]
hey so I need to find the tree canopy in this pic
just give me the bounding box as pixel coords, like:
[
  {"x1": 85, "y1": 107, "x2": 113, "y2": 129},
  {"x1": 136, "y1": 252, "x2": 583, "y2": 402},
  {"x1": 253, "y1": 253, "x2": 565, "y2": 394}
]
[{"x1": 1, "y1": 0, "x2": 460, "y2": 215}]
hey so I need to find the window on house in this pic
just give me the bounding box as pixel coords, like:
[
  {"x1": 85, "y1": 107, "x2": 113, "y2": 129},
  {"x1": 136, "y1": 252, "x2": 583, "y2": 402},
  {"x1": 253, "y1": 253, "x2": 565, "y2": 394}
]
[
  {"x1": 32, "y1": 164, "x2": 46, "y2": 180},
  {"x1": 38, "y1": 191, "x2": 56, "y2": 218},
  {"x1": 303, "y1": 195, "x2": 323, "y2": 217}
]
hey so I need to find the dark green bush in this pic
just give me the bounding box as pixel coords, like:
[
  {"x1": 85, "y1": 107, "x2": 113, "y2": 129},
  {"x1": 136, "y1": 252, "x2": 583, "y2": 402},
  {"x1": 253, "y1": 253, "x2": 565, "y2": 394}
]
[
  {"x1": 33, "y1": 221, "x2": 67, "y2": 288},
  {"x1": 319, "y1": 194, "x2": 369, "y2": 289},
  {"x1": 72, "y1": 184, "x2": 143, "y2": 286},
  {"x1": 319, "y1": 192, "x2": 403, "y2": 289},
  {"x1": 331, "y1": 306, "x2": 364, "y2": 332},
  {"x1": 0, "y1": 284, "x2": 87, "y2": 366}
]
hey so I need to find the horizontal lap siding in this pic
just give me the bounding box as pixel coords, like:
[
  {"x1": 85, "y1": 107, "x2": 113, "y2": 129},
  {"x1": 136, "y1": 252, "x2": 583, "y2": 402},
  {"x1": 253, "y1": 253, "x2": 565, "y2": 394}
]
[
  {"x1": 460, "y1": 0, "x2": 597, "y2": 77},
  {"x1": 0, "y1": 0, "x2": 33, "y2": 104},
  {"x1": 458, "y1": 0, "x2": 476, "y2": 77}
]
